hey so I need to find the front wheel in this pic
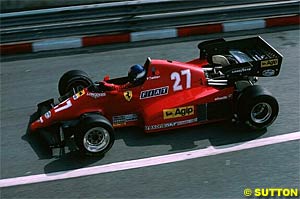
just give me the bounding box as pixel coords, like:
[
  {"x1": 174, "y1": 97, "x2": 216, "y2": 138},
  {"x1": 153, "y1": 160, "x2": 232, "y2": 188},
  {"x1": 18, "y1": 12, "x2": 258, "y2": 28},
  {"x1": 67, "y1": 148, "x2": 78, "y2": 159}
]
[
  {"x1": 75, "y1": 114, "x2": 115, "y2": 156},
  {"x1": 58, "y1": 70, "x2": 93, "y2": 96},
  {"x1": 238, "y1": 85, "x2": 279, "y2": 130}
]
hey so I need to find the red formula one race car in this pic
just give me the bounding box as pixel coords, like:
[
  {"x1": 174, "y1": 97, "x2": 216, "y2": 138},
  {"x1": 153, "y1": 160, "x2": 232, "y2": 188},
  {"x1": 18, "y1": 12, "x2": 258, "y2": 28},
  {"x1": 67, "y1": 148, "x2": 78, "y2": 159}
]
[{"x1": 30, "y1": 36, "x2": 282, "y2": 156}]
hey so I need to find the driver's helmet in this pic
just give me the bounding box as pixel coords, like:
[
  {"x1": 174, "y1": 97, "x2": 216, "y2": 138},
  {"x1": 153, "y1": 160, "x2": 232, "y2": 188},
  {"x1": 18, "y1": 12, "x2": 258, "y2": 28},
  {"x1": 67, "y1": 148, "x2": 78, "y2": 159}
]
[{"x1": 128, "y1": 64, "x2": 146, "y2": 84}]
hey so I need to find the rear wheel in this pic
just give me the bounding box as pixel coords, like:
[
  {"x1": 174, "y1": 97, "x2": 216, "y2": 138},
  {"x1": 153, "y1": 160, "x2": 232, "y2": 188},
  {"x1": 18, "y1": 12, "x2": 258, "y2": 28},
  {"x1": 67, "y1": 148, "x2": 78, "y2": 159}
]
[
  {"x1": 238, "y1": 85, "x2": 279, "y2": 130},
  {"x1": 250, "y1": 102, "x2": 273, "y2": 124},
  {"x1": 75, "y1": 114, "x2": 115, "y2": 156},
  {"x1": 58, "y1": 70, "x2": 93, "y2": 96}
]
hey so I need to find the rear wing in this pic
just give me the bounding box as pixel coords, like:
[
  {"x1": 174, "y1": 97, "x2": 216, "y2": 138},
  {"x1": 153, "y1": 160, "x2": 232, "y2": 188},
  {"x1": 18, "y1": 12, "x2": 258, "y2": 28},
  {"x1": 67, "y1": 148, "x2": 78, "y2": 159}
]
[{"x1": 198, "y1": 36, "x2": 283, "y2": 77}]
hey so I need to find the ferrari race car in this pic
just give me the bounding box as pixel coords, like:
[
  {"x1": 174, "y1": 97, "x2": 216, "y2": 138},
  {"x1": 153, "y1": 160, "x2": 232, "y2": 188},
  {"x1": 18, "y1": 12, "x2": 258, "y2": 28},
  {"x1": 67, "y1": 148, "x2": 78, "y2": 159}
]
[{"x1": 30, "y1": 36, "x2": 282, "y2": 156}]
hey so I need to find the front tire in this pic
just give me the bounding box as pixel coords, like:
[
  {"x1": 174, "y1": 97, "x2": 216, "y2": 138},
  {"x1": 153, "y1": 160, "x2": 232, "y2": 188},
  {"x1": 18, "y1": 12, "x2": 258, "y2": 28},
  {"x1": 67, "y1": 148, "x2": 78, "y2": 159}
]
[
  {"x1": 58, "y1": 70, "x2": 93, "y2": 96},
  {"x1": 238, "y1": 85, "x2": 279, "y2": 130},
  {"x1": 75, "y1": 114, "x2": 115, "y2": 156}
]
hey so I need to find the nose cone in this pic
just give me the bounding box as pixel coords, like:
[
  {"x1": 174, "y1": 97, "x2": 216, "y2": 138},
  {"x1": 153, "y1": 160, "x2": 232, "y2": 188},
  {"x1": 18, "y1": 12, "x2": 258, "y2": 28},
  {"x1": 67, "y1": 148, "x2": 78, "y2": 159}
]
[
  {"x1": 30, "y1": 118, "x2": 43, "y2": 132},
  {"x1": 30, "y1": 111, "x2": 53, "y2": 132}
]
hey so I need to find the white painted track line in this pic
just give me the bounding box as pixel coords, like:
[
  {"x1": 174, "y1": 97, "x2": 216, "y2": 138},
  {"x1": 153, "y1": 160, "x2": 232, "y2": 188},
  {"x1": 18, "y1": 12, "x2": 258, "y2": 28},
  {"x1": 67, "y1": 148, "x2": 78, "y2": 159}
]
[{"x1": 1, "y1": 131, "x2": 299, "y2": 188}]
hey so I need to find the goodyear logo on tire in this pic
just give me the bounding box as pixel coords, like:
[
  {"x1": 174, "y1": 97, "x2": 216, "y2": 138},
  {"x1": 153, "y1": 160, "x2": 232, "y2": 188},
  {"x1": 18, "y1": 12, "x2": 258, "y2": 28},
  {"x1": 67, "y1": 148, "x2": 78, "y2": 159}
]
[
  {"x1": 261, "y1": 59, "x2": 278, "y2": 67},
  {"x1": 163, "y1": 106, "x2": 194, "y2": 119}
]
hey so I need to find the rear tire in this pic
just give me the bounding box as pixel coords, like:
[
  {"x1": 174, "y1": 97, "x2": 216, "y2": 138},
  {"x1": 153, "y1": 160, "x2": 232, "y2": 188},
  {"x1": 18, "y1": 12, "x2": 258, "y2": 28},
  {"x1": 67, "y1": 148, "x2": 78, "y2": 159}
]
[
  {"x1": 58, "y1": 70, "x2": 93, "y2": 96},
  {"x1": 238, "y1": 85, "x2": 279, "y2": 130},
  {"x1": 75, "y1": 114, "x2": 115, "y2": 156}
]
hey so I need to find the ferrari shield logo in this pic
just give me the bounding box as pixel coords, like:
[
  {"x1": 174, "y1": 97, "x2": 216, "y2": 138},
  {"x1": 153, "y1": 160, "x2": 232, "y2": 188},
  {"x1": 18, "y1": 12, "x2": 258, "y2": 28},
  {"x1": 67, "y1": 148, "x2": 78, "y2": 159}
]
[{"x1": 123, "y1": 91, "x2": 133, "y2": 101}]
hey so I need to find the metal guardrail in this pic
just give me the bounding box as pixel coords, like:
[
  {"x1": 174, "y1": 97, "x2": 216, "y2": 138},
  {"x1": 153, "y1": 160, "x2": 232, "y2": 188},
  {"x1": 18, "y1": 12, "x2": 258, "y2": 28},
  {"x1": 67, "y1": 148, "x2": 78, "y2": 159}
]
[
  {"x1": 0, "y1": 0, "x2": 123, "y2": 13},
  {"x1": 0, "y1": 0, "x2": 299, "y2": 43}
]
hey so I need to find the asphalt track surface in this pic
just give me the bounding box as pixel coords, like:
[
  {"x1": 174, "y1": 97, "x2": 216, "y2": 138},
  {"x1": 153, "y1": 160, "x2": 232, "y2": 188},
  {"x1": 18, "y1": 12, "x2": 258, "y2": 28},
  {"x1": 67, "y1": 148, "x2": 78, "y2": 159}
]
[{"x1": 1, "y1": 28, "x2": 299, "y2": 198}]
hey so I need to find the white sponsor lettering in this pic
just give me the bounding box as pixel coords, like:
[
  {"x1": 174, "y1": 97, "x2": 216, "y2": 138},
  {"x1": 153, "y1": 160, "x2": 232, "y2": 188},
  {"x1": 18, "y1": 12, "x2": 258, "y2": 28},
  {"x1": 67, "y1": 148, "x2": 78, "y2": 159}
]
[
  {"x1": 147, "y1": 75, "x2": 160, "y2": 80},
  {"x1": 140, "y1": 86, "x2": 169, "y2": 99},
  {"x1": 87, "y1": 92, "x2": 106, "y2": 99},
  {"x1": 145, "y1": 118, "x2": 197, "y2": 131},
  {"x1": 231, "y1": 67, "x2": 251, "y2": 74}
]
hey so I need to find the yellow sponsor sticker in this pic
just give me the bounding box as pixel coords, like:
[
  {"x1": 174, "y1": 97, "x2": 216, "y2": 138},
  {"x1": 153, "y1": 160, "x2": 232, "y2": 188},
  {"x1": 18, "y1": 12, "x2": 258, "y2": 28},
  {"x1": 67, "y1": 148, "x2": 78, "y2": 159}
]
[
  {"x1": 261, "y1": 59, "x2": 278, "y2": 67},
  {"x1": 73, "y1": 89, "x2": 85, "y2": 100},
  {"x1": 163, "y1": 106, "x2": 194, "y2": 119}
]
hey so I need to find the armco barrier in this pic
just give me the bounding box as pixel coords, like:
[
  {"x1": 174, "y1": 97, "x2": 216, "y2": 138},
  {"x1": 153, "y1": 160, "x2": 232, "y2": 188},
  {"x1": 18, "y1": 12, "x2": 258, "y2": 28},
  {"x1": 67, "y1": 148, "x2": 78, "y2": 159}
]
[
  {"x1": 0, "y1": 15, "x2": 299, "y2": 55},
  {"x1": 1, "y1": 0, "x2": 299, "y2": 43}
]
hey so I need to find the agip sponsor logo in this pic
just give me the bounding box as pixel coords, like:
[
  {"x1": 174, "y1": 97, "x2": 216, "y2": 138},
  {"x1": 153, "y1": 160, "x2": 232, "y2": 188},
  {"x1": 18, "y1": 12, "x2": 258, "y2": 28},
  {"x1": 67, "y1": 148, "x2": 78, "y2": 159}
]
[
  {"x1": 261, "y1": 59, "x2": 278, "y2": 67},
  {"x1": 163, "y1": 106, "x2": 194, "y2": 119}
]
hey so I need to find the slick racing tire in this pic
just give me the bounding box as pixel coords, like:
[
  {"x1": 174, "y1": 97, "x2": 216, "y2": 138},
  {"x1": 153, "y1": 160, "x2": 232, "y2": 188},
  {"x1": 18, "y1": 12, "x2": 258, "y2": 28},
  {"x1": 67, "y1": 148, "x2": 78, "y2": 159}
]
[
  {"x1": 58, "y1": 70, "x2": 93, "y2": 96},
  {"x1": 238, "y1": 85, "x2": 279, "y2": 130},
  {"x1": 75, "y1": 113, "x2": 115, "y2": 156}
]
